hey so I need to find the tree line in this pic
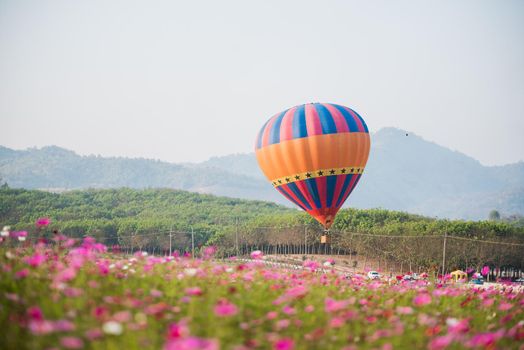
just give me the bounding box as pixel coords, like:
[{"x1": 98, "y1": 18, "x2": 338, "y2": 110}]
[{"x1": 1, "y1": 187, "x2": 523, "y2": 275}]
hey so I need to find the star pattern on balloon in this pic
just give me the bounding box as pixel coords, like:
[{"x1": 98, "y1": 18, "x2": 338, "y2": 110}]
[{"x1": 270, "y1": 166, "x2": 364, "y2": 187}]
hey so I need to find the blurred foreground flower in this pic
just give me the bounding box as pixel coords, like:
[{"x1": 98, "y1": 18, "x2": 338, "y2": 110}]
[
  {"x1": 102, "y1": 321, "x2": 123, "y2": 335},
  {"x1": 250, "y1": 250, "x2": 263, "y2": 260},
  {"x1": 1, "y1": 226, "x2": 10, "y2": 237},
  {"x1": 214, "y1": 299, "x2": 238, "y2": 317},
  {"x1": 16, "y1": 231, "x2": 28, "y2": 241},
  {"x1": 36, "y1": 217, "x2": 51, "y2": 227}
]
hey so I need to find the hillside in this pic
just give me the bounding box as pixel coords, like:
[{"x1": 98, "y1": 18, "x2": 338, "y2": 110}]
[{"x1": 1, "y1": 127, "x2": 523, "y2": 220}]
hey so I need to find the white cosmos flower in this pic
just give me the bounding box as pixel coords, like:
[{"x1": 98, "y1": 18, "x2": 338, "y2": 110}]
[
  {"x1": 184, "y1": 268, "x2": 197, "y2": 276},
  {"x1": 102, "y1": 321, "x2": 123, "y2": 335}
]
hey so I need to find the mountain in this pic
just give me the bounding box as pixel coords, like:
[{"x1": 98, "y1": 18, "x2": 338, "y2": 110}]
[
  {"x1": 1, "y1": 127, "x2": 523, "y2": 220},
  {"x1": 0, "y1": 145, "x2": 280, "y2": 204},
  {"x1": 346, "y1": 128, "x2": 524, "y2": 219}
]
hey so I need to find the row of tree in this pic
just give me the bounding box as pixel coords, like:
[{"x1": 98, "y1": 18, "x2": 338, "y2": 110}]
[{"x1": 1, "y1": 187, "x2": 523, "y2": 275}]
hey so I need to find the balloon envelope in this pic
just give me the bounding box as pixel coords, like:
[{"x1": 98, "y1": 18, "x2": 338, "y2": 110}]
[{"x1": 255, "y1": 103, "x2": 370, "y2": 229}]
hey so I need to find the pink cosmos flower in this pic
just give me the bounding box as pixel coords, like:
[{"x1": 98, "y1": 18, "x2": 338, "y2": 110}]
[
  {"x1": 203, "y1": 246, "x2": 217, "y2": 259},
  {"x1": 482, "y1": 298, "x2": 495, "y2": 307},
  {"x1": 325, "y1": 298, "x2": 349, "y2": 313},
  {"x1": 60, "y1": 336, "x2": 84, "y2": 349},
  {"x1": 428, "y1": 335, "x2": 453, "y2": 350},
  {"x1": 481, "y1": 266, "x2": 490, "y2": 276},
  {"x1": 165, "y1": 337, "x2": 219, "y2": 350},
  {"x1": 186, "y1": 287, "x2": 203, "y2": 296},
  {"x1": 285, "y1": 285, "x2": 308, "y2": 299},
  {"x1": 266, "y1": 311, "x2": 278, "y2": 320},
  {"x1": 446, "y1": 318, "x2": 469, "y2": 334},
  {"x1": 303, "y1": 260, "x2": 320, "y2": 271},
  {"x1": 55, "y1": 267, "x2": 77, "y2": 283},
  {"x1": 35, "y1": 217, "x2": 51, "y2": 227},
  {"x1": 151, "y1": 289, "x2": 164, "y2": 297},
  {"x1": 27, "y1": 306, "x2": 44, "y2": 321},
  {"x1": 11, "y1": 231, "x2": 27, "y2": 241},
  {"x1": 329, "y1": 317, "x2": 345, "y2": 328},
  {"x1": 28, "y1": 320, "x2": 54, "y2": 335},
  {"x1": 15, "y1": 268, "x2": 30, "y2": 279},
  {"x1": 214, "y1": 299, "x2": 238, "y2": 317},
  {"x1": 467, "y1": 330, "x2": 504, "y2": 347},
  {"x1": 85, "y1": 328, "x2": 103, "y2": 341},
  {"x1": 275, "y1": 319, "x2": 290, "y2": 330},
  {"x1": 167, "y1": 322, "x2": 190, "y2": 340},
  {"x1": 24, "y1": 253, "x2": 46, "y2": 267},
  {"x1": 413, "y1": 293, "x2": 432, "y2": 306},
  {"x1": 250, "y1": 250, "x2": 263, "y2": 260},
  {"x1": 396, "y1": 306, "x2": 414, "y2": 315},
  {"x1": 498, "y1": 302, "x2": 513, "y2": 311},
  {"x1": 282, "y1": 305, "x2": 296, "y2": 315},
  {"x1": 274, "y1": 338, "x2": 294, "y2": 350},
  {"x1": 53, "y1": 319, "x2": 75, "y2": 332},
  {"x1": 113, "y1": 310, "x2": 132, "y2": 323},
  {"x1": 304, "y1": 305, "x2": 315, "y2": 313}
]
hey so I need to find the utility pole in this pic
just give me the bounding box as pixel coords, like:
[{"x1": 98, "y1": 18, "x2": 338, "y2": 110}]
[
  {"x1": 235, "y1": 217, "x2": 239, "y2": 256},
  {"x1": 304, "y1": 226, "x2": 308, "y2": 255},
  {"x1": 441, "y1": 232, "x2": 447, "y2": 279},
  {"x1": 191, "y1": 226, "x2": 195, "y2": 259},
  {"x1": 169, "y1": 227, "x2": 173, "y2": 257}
]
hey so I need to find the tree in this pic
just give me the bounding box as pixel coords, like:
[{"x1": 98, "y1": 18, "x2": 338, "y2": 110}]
[{"x1": 488, "y1": 210, "x2": 501, "y2": 221}]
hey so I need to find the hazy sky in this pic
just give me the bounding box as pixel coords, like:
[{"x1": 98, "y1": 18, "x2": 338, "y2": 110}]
[{"x1": 1, "y1": 0, "x2": 523, "y2": 165}]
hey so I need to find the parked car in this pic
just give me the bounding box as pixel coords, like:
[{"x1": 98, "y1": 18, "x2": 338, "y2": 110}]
[
  {"x1": 367, "y1": 271, "x2": 380, "y2": 280},
  {"x1": 402, "y1": 274, "x2": 415, "y2": 281},
  {"x1": 469, "y1": 277, "x2": 484, "y2": 285}
]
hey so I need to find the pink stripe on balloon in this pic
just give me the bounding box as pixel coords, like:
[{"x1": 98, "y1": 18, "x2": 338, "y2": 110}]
[
  {"x1": 279, "y1": 106, "x2": 298, "y2": 142},
  {"x1": 261, "y1": 115, "x2": 278, "y2": 148},
  {"x1": 331, "y1": 174, "x2": 347, "y2": 209},
  {"x1": 344, "y1": 107, "x2": 365, "y2": 132},
  {"x1": 279, "y1": 184, "x2": 308, "y2": 211},
  {"x1": 305, "y1": 104, "x2": 323, "y2": 136},
  {"x1": 315, "y1": 176, "x2": 328, "y2": 209},
  {"x1": 295, "y1": 179, "x2": 317, "y2": 211},
  {"x1": 322, "y1": 103, "x2": 349, "y2": 133}
]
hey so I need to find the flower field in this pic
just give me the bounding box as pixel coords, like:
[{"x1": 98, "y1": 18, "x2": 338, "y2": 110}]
[{"x1": 1, "y1": 235, "x2": 523, "y2": 350}]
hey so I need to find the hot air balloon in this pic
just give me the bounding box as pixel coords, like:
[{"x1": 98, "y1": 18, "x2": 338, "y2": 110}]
[{"x1": 255, "y1": 103, "x2": 370, "y2": 230}]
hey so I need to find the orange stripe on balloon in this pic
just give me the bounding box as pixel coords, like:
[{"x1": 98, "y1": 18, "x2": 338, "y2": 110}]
[{"x1": 255, "y1": 132, "x2": 370, "y2": 182}]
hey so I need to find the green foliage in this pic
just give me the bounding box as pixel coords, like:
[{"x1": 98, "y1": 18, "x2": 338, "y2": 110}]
[
  {"x1": 489, "y1": 210, "x2": 501, "y2": 221},
  {"x1": 1, "y1": 187, "x2": 523, "y2": 246},
  {"x1": 0, "y1": 188, "x2": 291, "y2": 242}
]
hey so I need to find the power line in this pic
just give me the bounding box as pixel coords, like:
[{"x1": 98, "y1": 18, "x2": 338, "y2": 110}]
[{"x1": 447, "y1": 235, "x2": 524, "y2": 247}]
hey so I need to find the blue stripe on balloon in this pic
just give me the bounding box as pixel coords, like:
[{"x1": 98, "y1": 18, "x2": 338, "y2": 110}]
[
  {"x1": 292, "y1": 105, "x2": 308, "y2": 139},
  {"x1": 276, "y1": 186, "x2": 306, "y2": 211},
  {"x1": 326, "y1": 175, "x2": 338, "y2": 208},
  {"x1": 314, "y1": 103, "x2": 337, "y2": 134},
  {"x1": 332, "y1": 104, "x2": 359, "y2": 132},
  {"x1": 287, "y1": 182, "x2": 313, "y2": 210},
  {"x1": 335, "y1": 174, "x2": 354, "y2": 208},
  {"x1": 339, "y1": 175, "x2": 361, "y2": 207},
  {"x1": 268, "y1": 110, "x2": 287, "y2": 145},
  {"x1": 348, "y1": 108, "x2": 369, "y2": 133},
  {"x1": 256, "y1": 119, "x2": 271, "y2": 149},
  {"x1": 304, "y1": 178, "x2": 322, "y2": 209}
]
